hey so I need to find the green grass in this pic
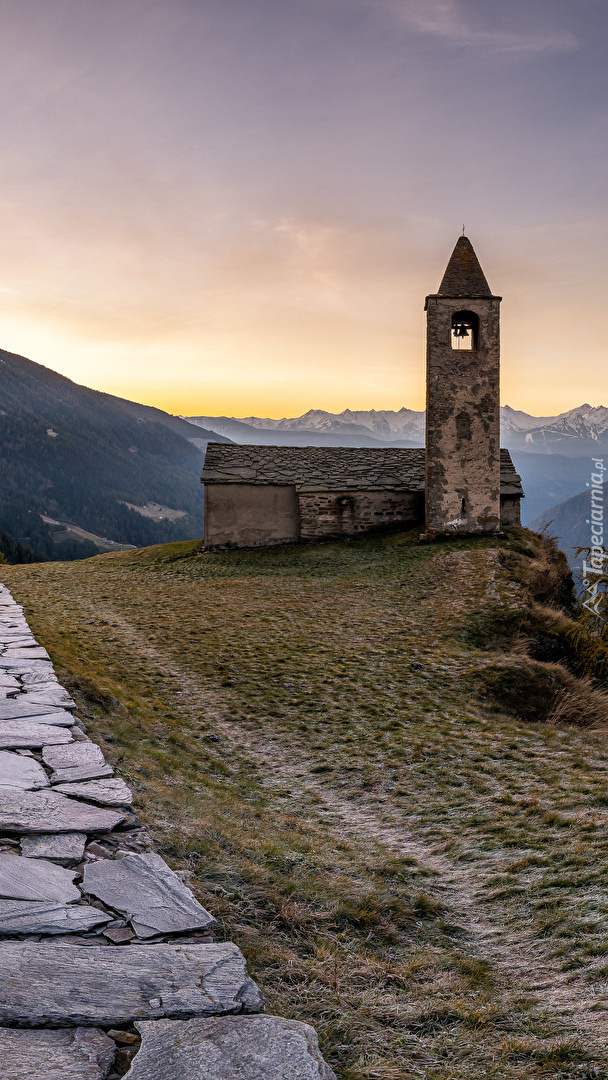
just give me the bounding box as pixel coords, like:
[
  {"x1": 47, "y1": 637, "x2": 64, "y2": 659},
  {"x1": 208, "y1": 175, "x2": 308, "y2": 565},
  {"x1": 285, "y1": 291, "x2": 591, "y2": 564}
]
[{"x1": 3, "y1": 527, "x2": 608, "y2": 1079}]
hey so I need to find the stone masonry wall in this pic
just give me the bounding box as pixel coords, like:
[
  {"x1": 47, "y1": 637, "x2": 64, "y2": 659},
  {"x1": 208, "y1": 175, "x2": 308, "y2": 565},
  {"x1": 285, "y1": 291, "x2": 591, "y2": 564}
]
[
  {"x1": 204, "y1": 483, "x2": 299, "y2": 551},
  {"x1": 298, "y1": 490, "x2": 424, "y2": 540},
  {"x1": 500, "y1": 495, "x2": 521, "y2": 527},
  {"x1": 425, "y1": 296, "x2": 501, "y2": 534},
  {"x1": 0, "y1": 582, "x2": 335, "y2": 1080}
]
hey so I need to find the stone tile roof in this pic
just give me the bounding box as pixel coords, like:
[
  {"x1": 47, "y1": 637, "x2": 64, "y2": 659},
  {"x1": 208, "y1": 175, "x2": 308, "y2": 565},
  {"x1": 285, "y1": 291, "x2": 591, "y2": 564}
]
[
  {"x1": 431, "y1": 236, "x2": 494, "y2": 299},
  {"x1": 498, "y1": 448, "x2": 525, "y2": 496},
  {"x1": 201, "y1": 443, "x2": 523, "y2": 497}
]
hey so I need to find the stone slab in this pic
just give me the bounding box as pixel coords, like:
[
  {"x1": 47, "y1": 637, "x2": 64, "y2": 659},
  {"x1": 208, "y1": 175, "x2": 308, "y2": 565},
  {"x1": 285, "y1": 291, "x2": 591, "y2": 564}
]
[
  {"x1": 0, "y1": 666, "x2": 53, "y2": 680},
  {"x1": 0, "y1": 722, "x2": 73, "y2": 748},
  {"x1": 103, "y1": 925, "x2": 136, "y2": 943},
  {"x1": 0, "y1": 750, "x2": 49, "y2": 789},
  {"x1": 12, "y1": 710, "x2": 76, "y2": 726},
  {"x1": 19, "y1": 683, "x2": 62, "y2": 697},
  {"x1": 0, "y1": 941, "x2": 263, "y2": 1024},
  {"x1": 21, "y1": 833, "x2": 87, "y2": 861},
  {"x1": 0, "y1": 699, "x2": 71, "y2": 722},
  {"x1": 43, "y1": 742, "x2": 106, "y2": 769},
  {"x1": 125, "y1": 1016, "x2": 336, "y2": 1080},
  {"x1": 1, "y1": 647, "x2": 49, "y2": 659},
  {"x1": 19, "y1": 690, "x2": 76, "y2": 709},
  {"x1": 0, "y1": 676, "x2": 20, "y2": 689},
  {"x1": 0, "y1": 1026, "x2": 115, "y2": 1079},
  {"x1": 0, "y1": 854, "x2": 80, "y2": 902},
  {"x1": 0, "y1": 787, "x2": 125, "y2": 833},
  {"x1": 83, "y1": 853, "x2": 216, "y2": 937},
  {"x1": 0, "y1": 658, "x2": 52, "y2": 669},
  {"x1": 0, "y1": 899, "x2": 112, "y2": 935},
  {"x1": 85, "y1": 841, "x2": 115, "y2": 860},
  {"x1": 55, "y1": 778, "x2": 133, "y2": 806},
  {"x1": 70, "y1": 726, "x2": 92, "y2": 741},
  {"x1": 21, "y1": 671, "x2": 59, "y2": 684},
  {"x1": 50, "y1": 764, "x2": 114, "y2": 785}
]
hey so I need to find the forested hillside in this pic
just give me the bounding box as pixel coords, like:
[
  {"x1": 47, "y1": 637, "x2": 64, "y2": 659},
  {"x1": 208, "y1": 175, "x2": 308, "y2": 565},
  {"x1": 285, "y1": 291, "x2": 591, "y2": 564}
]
[
  {"x1": 0, "y1": 525, "x2": 37, "y2": 564},
  {"x1": 0, "y1": 348, "x2": 227, "y2": 559}
]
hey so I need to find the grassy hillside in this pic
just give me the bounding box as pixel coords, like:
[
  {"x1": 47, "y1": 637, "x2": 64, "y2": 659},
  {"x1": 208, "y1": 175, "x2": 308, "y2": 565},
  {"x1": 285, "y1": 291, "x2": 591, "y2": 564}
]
[
  {"x1": 3, "y1": 529, "x2": 608, "y2": 1078},
  {"x1": 0, "y1": 347, "x2": 228, "y2": 556}
]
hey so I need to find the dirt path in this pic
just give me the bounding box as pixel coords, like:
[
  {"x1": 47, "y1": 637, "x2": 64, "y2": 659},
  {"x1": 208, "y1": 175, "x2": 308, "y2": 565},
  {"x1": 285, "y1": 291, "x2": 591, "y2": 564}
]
[
  {"x1": 216, "y1": 717, "x2": 608, "y2": 1041},
  {"x1": 78, "y1": 606, "x2": 608, "y2": 1044}
]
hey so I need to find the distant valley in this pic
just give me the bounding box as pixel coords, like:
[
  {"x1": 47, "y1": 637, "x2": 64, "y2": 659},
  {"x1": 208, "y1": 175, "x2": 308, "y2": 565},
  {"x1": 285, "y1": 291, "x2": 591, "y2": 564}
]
[{"x1": 528, "y1": 484, "x2": 606, "y2": 581}]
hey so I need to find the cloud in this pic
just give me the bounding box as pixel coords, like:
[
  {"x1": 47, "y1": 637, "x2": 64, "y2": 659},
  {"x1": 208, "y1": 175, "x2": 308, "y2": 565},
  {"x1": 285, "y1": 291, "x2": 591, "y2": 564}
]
[{"x1": 379, "y1": 0, "x2": 578, "y2": 54}]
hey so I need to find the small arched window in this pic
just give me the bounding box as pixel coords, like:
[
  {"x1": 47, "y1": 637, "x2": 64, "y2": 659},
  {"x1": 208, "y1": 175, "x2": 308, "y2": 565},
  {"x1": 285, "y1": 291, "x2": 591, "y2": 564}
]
[{"x1": 451, "y1": 310, "x2": 479, "y2": 351}]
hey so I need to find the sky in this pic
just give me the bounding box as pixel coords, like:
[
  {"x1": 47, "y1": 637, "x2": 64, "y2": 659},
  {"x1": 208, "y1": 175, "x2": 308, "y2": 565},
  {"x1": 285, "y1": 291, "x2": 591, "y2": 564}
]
[{"x1": 0, "y1": 0, "x2": 606, "y2": 417}]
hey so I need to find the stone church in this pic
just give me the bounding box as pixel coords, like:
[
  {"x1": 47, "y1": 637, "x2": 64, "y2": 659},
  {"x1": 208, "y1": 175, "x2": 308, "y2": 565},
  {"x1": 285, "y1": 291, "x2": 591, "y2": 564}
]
[{"x1": 201, "y1": 236, "x2": 523, "y2": 551}]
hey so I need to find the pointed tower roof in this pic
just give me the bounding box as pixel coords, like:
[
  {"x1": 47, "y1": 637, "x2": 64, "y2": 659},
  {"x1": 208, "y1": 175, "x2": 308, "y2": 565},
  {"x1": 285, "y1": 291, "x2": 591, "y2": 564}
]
[{"x1": 432, "y1": 236, "x2": 496, "y2": 299}]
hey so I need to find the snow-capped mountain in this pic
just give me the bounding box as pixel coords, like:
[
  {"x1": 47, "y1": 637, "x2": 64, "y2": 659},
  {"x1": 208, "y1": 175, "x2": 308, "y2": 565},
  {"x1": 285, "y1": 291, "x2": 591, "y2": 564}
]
[
  {"x1": 503, "y1": 404, "x2": 608, "y2": 454},
  {"x1": 184, "y1": 408, "x2": 426, "y2": 447},
  {"x1": 500, "y1": 405, "x2": 562, "y2": 432},
  {"x1": 239, "y1": 408, "x2": 426, "y2": 440},
  {"x1": 536, "y1": 404, "x2": 608, "y2": 440},
  {"x1": 187, "y1": 404, "x2": 608, "y2": 454}
]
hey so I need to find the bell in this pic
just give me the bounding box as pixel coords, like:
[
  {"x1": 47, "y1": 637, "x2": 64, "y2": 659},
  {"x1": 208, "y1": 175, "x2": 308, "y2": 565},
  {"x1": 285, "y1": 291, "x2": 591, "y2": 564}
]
[{"x1": 454, "y1": 323, "x2": 469, "y2": 337}]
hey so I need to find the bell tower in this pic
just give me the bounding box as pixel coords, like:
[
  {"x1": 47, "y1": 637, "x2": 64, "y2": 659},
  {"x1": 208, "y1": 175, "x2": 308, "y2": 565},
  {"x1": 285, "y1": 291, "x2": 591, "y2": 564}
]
[{"x1": 424, "y1": 236, "x2": 501, "y2": 535}]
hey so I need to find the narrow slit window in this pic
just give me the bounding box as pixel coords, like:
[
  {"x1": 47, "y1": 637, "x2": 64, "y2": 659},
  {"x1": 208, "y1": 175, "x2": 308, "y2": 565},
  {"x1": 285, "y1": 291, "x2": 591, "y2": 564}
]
[{"x1": 451, "y1": 310, "x2": 479, "y2": 351}]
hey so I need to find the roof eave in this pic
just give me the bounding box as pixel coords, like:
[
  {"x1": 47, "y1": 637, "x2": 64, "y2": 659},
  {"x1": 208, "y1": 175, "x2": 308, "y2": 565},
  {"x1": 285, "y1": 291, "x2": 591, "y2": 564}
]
[{"x1": 424, "y1": 293, "x2": 502, "y2": 310}]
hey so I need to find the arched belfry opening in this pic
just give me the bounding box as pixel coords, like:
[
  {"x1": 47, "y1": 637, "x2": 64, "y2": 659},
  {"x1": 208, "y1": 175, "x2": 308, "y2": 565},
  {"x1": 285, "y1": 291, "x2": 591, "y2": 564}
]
[{"x1": 451, "y1": 310, "x2": 479, "y2": 351}]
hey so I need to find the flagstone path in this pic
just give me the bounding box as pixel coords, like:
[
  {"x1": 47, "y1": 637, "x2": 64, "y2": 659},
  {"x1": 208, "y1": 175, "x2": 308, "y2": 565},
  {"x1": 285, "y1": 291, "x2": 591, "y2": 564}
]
[{"x1": 0, "y1": 582, "x2": 334, "y2": 1079}]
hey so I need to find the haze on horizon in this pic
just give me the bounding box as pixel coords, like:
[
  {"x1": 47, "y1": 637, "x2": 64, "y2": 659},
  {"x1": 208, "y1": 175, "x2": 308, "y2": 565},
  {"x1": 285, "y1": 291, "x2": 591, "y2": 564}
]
[{"x1": 0, "y1": 0, "x2": 606, "y2": 419}]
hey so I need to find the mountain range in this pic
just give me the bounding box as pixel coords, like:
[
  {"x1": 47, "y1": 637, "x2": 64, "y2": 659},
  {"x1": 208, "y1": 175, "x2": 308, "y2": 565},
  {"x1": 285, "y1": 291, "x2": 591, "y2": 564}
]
[
  {"x1": 187, "y1": 403, "x2": 608, "y2": 455},
  {"x1": 0, "y1": 349, "x2": 227, "y2": 560},
  {"x1": 186, "y1": 407, "x2": 425, "y2": 446}
]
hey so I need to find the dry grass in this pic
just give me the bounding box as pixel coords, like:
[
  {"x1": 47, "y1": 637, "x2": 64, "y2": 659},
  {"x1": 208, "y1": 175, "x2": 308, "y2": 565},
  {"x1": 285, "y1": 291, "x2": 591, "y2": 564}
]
[
  {"x1": 2, "y1": 527, "x2": 608, "y2": 1078},
  {"x1": 547, "y1": 678, "x2": 608, "y2": 728}
]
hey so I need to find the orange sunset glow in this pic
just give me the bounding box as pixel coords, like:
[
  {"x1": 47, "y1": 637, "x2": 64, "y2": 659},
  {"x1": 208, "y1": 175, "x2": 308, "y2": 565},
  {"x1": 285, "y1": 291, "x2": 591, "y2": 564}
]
[{"x1": 0, "y1": 1, "x2": 605, "y2": 418}]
